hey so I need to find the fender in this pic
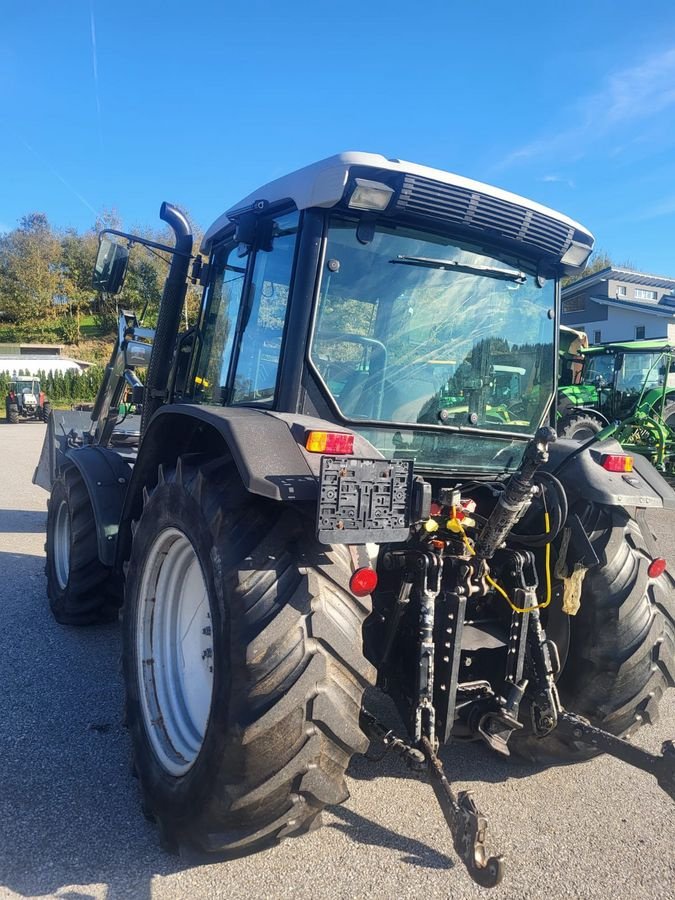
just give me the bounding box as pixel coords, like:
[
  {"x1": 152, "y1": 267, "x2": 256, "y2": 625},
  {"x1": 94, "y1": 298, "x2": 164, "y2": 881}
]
[
  {"x1": 115, "y1": 403, "x2": 382, "y2": 569},
  {"x1": 546, "y1": 437, "x2": 675, "y2": 510},
  {"x1": 640, "y1": 387, "x2": 675, "y2": 416},
  {"x1": 63, "y1": 445, "x2": 133, "y2": 567}
]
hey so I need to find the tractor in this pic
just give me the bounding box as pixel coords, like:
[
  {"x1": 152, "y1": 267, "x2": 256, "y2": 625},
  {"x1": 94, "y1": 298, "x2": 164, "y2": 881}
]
[
  {"x1": 34, "y1": 153, "x2": 675, "y2": 887},
  {"x1": 5, "y1": 377, "x2": 51, "y2": 423},
  {"x1": 557, "y1": 339, "x2": 675, "y2": 475}
]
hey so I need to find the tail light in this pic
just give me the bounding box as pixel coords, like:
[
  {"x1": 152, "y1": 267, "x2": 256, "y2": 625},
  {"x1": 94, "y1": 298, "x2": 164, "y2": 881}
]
[
  {"x1": 349, "y1": 567, "x2": 378, "y2": 597},
  {"x1": 305, "y1": 431, "x2": 354, "y2": 454},
  {"x1": 600, "y1": 454, "x2": 634, "y2": 473},
  {"x1": 648, "y1": 558, "x2": 667, "y2": 579}
]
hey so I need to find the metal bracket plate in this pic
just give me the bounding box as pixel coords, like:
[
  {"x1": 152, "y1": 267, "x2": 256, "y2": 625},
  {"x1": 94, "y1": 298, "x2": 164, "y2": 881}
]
[{"x1": 317, "y1": 457, "x2": 413, "y2": 544}]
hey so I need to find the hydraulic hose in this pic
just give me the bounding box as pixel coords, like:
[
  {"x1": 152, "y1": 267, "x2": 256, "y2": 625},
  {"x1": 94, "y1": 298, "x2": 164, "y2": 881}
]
[
  {"x1": 140, "y1": 203, "x2": 193, "y2": 436},
  {"x1": 473, "y1": 427, "x2": 556, "y2": 559},
  {"x1": 509, "y1": 470, "x2": 568, "y2": 547}
]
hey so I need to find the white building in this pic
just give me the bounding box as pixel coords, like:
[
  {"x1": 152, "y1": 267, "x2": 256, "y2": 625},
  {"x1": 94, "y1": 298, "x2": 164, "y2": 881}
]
[{"x1": 561, "y1": 267, "x2": 675, "y2": 344}]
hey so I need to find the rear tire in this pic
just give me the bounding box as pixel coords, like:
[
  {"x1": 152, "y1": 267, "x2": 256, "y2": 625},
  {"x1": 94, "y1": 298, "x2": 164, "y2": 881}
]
[
  {"x1": 557, "y1": 411, "x2": 604, "y2": 441},
  {"x1": 123, "y1": 457, "x2": 375, "y2": 856},
  {"x1": 46, "y1": 465, "x2": 119, "y2": 624},
  {"x1": 512, "y1": 505, "x2": 675, "y2": 762},
  {"x1": 660, "y1": 400, "x2": 675, "y2": 428},
  {"x1": 7, "y1": 400, "x2": 19, "y2": 424}
]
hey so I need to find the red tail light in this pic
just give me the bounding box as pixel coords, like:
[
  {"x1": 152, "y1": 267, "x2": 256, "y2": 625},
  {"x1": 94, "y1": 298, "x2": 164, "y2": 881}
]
[
  {"x1": 648, "y1": 558, "x2": 667, "y2": 579},
  {"x1": 349, "y1": 567, "x2": 378, "y2": 597},
  {"x1": 601, "y1": 454, "x2": 634, "y2": 473},
  {"x1": 305, "y1": 431, "x2": 354, "y2": 454}
]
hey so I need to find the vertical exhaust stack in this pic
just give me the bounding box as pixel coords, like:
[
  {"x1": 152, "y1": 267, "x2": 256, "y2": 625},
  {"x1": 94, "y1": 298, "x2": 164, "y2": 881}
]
[{"x1": 140, "y1": 202, "x2": 193, "y2": 435}]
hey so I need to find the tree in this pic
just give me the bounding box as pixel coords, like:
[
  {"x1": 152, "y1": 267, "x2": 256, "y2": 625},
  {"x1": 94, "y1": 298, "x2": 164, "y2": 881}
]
[
  {"x1": 563, "y1": 248, "x2": 634, "y2": 286},
  {"x1": 0, "y1": 213, "x2": 61, "y2": 322}
]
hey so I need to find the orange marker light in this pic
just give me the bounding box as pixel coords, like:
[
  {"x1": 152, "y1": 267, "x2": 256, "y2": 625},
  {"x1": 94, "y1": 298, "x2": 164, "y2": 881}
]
[
  {"x1": 601, "y1": 454, "x2": 634, "y2": 473},
  {"x1": 305, "y1": 431, "x2": 354, "y2": 454}
]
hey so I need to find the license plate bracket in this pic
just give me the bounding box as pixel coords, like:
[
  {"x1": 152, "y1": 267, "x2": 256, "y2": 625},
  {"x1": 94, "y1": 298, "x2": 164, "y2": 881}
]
[{"x1": 317, "y1": 457, "x2": 413, "y2": 544}]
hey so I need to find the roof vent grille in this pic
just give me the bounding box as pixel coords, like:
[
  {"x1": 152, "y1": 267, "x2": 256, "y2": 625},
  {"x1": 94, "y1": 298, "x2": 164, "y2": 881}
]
[{"x1": 396, "y1": 175, "x2": 574, "y2": 258}]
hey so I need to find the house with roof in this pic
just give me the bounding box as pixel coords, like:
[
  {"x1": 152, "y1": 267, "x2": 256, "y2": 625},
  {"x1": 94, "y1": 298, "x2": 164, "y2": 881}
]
[{"x1": 560, "y1": 267, "x2": 675, "y2": 344}]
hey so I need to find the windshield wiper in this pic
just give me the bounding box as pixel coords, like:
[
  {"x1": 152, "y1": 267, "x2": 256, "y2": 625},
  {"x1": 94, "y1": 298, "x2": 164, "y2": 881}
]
[{"x1": 390, "y1": 255, "x2": 527, "y2": 284}]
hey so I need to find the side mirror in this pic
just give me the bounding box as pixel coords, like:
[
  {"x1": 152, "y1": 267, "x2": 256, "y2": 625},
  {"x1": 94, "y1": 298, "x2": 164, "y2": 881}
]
[
  {"x1": 93, "y1": 238, "x2": 129, "y2": 294},
  {"x1": 613, "y1": 352, "x2": 624, "y2": 372}
]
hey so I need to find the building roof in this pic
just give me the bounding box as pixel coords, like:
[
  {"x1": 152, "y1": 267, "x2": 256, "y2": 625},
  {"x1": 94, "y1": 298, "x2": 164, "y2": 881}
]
[
  {"x1": 587, "y1": 295, "x2": 675, "y2": 317},
  {"x1": 202, "y1": 151, "x2": 594, "y2": 253},
  {"x1": 563, "y1": 265, "x2": 675, "y2": 296}
]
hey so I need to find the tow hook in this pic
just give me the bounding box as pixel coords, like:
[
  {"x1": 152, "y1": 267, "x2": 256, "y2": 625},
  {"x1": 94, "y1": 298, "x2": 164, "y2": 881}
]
[{"x1": 361, "y1": 708, "x2": 505, "y2": 888}]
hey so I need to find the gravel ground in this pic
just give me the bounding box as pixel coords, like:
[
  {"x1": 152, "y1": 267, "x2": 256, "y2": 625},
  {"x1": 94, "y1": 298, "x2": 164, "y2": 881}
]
[{"x1": 0, "y1": 422, "x2": 673, "y2": 900}]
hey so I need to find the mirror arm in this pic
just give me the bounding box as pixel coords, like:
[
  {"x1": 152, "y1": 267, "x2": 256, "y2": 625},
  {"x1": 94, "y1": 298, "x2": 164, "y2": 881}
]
[{"x1": 99, "y1": 229, "x2": 193, "y2": 259}]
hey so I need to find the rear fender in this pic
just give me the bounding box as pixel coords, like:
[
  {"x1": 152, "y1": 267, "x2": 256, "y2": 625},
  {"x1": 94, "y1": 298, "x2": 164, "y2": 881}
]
[
  {"x1": 547, "y1": 437, "x2": 675, "y2": 511},
  {"x1": 115, "y1": 404, "x2": 382, "y2": 569}
]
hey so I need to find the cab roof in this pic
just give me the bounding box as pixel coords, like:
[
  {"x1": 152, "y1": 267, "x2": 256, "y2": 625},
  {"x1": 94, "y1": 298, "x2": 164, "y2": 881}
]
[
  {"x1": 201, "y1": 151, "x2": 594, "y2": 259},
  {"x1": 584, "y1": 338, "x2": 675, "y2": 354}
]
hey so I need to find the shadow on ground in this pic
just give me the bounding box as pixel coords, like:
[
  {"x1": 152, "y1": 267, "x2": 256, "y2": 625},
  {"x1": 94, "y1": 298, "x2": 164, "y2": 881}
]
[{"x1": 0, "y1": 508, "x2": 46, "y2": 533}]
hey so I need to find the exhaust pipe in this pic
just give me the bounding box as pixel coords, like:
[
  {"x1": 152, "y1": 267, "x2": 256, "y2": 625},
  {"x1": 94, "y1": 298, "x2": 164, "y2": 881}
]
[{"x1": 140, "y1": 202, "x2": 193, "y2": 434}]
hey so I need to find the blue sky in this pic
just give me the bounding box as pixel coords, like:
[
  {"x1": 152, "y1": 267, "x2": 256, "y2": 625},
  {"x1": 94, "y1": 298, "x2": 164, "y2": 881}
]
[{"x1": 2, "y1": 1, "x2": 675, "y2": 274}]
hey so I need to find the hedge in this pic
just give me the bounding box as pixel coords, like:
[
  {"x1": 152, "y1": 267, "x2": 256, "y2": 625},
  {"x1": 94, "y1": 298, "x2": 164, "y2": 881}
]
[{"x1": 1, "y1": 366, "x2": 105, "y2": 403}]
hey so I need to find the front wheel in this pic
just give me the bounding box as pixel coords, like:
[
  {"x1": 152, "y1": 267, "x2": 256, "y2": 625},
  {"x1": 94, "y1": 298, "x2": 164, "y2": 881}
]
[
  {"x1": 557, "y1": 411, "x2": 605, "y2": 441},
  {"x1": 123, "y1": 457, "x2": 375, "y2": 856},
  {"x1": 46, "y1": 465, "x2": 119, "y2": 624}
]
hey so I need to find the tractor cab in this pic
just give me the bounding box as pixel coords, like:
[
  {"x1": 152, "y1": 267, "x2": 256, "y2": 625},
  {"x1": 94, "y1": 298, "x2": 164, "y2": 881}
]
[{"x1": 566, "y1": 339, "x2": 675, "y2": 424}]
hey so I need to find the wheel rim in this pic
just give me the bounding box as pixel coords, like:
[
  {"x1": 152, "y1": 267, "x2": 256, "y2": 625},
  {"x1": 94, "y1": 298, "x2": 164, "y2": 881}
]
[
  {"x1": 54, "y1": 500, "x2": 71, "y2": 590},
  {"x1": 136, "y1": 528, "x2": 214, "y2": 776}
]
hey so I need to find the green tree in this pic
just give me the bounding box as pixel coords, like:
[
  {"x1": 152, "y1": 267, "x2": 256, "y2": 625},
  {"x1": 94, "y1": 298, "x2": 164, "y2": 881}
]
[
  {"x1": 0, "y1": 213, "x2": 60, "y2": 322},
  {"x1": 563, "y1": 248, "x2": 634, "y2": 286}
]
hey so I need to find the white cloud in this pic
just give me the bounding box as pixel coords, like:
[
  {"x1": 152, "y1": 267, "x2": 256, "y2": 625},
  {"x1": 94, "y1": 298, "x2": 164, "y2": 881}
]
[
  {"x1": 497, "y1": 47, "x2": 675, "y2": 170},
  {"x1": 539, "y1": 174, "x2": 576, "y2": 188}
]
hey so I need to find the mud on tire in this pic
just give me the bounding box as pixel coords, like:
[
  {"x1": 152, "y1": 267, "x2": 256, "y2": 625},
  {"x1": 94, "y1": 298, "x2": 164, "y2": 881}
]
[
  {"x1": 123, "y1": 456, "x2": 375, "y2": 856},
  {"x1": 46, "y1": 464, "x2": 119, "y2": 625},
  {"x1": 513, "y1": 505, "x2": 675, "y2": 761}
]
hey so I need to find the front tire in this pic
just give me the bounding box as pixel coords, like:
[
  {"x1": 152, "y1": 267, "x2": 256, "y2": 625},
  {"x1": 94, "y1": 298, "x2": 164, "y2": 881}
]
[
  {"x1": 557, "y1": 411, "x2": 604, "y2": 441},
  {"x1": 513, "y1": 505, "x2": 675, "y2": 761},
  {"x1": 46, "y1": 465, "x2": 119, "y2": 624},
  {"x1": 123, "y1": 457, "x2": 375, "y2": 856}
]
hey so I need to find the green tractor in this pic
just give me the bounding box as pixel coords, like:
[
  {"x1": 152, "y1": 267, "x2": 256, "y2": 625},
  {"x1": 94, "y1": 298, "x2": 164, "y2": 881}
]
[
  {"x1": 557, "y1": 339, "x2": 675, "y2": 473},
  {"x1": 34, "y1": 153, "x2": 675, "y2": 887}
]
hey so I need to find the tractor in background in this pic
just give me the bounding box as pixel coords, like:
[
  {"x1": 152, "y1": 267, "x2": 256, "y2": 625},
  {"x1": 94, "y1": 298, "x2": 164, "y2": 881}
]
[
  {"x1": 557, "y1": 339, "x2": 675, "y2": 475},
  {"x1": 4, "y1": 377, "x2": 51, "y2": 423}
]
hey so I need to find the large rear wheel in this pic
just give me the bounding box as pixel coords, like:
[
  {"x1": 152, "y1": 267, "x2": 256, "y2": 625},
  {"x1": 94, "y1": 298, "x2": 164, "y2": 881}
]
[
  {"x1": 512, "y1": 505, "x2": 675, "y2": 761},
  {"x1": 123, "y1": 457, "x2": 375, "y2": 855},
  {"x1": 6, "y1": 399, "x2": 19, "y2": 424}
]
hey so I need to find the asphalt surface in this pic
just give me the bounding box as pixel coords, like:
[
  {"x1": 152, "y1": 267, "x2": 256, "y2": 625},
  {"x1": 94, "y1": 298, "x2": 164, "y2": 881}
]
[{"x1": 0, "y1": 422, "x2": 673, "y2": 900}]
